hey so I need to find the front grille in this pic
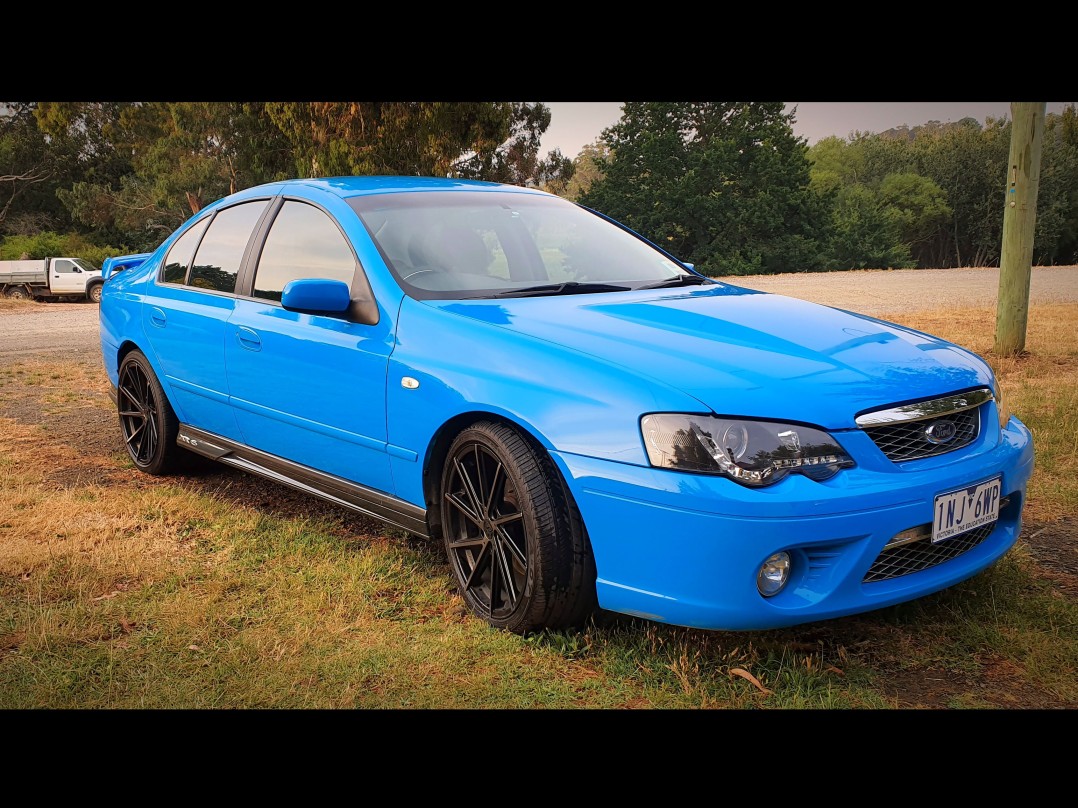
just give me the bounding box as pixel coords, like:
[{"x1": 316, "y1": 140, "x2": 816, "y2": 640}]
[
  {"x1": 863, "y1": 409, "x2": 979, "y2": 461},
  {"x1": 863, "y1": 521, "x2": 995, "y2": 583},
  {"x1": 855, "y1": 388, "x2": 992, "y2": 462}
]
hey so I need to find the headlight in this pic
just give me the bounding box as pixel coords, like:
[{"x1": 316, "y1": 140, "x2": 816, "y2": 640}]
[
  {"x1": 640, "y1": 413, "x2": 854, "y2": 487},
  {"x1": 993, "y1": 381, "x2": 1011, "y2": 430}
]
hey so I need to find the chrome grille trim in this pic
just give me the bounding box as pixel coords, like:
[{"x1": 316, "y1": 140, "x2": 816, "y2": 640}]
[{"x1": 854, "y1": 388, "x2": 993, "y2": 426}]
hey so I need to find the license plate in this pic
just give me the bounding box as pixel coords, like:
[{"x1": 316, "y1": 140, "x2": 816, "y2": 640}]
[{"x1": 932, "y1": 476, "x2": 1002, "y2": 543}]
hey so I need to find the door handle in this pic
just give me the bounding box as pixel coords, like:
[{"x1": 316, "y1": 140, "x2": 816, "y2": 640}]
[
  {"x1": 149, "y1": 307, "x2": 167, "y2": 327},
  {"x1": 236, "y1": 326, "x2": 262, "y2": 351}
]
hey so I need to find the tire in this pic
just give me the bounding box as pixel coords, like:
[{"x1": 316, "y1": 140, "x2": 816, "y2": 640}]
[
  {"x1": 4, "y1": 286, "x2": 31, "y2": 300},
  {"x1": 439, "y1": 421, "x2": 597, "y2": 634},
  {"x1": 117, "y1": 350, "x2": 180, "y2": 475},
  {"x1": 87, "y1": 283, "x2": 103, "y2": 304}
]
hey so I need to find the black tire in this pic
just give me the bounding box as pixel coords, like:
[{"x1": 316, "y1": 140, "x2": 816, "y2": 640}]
[
  {"x1": 4, "y1": 286, "x2": 31, "y2": 300},
  {"x1": 87, "y1": 283, "x2": 103, "y2": 304},
  {"x1": 117, "y1": 350, "x2": 180, "y2": 475},
  {"x1": 439, "y1": 421, "x2": 597, "y2": 634}
]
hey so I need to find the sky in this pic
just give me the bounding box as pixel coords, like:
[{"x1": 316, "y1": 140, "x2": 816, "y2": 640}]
[{"x1": 539, "y1": 102, "x2": 1074, "y2": 159}]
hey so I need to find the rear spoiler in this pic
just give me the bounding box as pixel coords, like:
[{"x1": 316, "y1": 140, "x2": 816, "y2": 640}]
[{"x1": 101, "y1": 252, "x2": 152, "y2": 280}]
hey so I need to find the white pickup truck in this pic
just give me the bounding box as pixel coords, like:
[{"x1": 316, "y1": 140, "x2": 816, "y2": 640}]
[{"x1": 0, "y1": 257, "x2": 105, "y2": 303}]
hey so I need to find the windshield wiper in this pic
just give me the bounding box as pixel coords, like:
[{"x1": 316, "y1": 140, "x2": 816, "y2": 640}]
[
  {"x1": 634, "y1": 274, "x2": 715, "y2": 290},
  {"x1": 480, "y1": 282, "x2": 631, "y2": 299}
]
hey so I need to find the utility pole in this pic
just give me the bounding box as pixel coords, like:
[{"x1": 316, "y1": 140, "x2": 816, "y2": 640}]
[{"x1": 995, "y1": 102, "x2": 1046, "y2": 356}]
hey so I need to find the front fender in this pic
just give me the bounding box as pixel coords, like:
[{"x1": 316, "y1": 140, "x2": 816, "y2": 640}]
[{"x1": 385, "y1": 296, "x2": 703, "y2": 506}]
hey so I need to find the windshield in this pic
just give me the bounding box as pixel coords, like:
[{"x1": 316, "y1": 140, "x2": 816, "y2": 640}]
[
  {"x1": 72, "y1": 259, "x2": 99, "y2": 273},
  {"x1": 349, "y1": 190, "x2": 703, "y2": 300}
]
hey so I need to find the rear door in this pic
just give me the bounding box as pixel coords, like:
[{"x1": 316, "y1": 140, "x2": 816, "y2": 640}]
[{"x1": 141, "y1": 199, "x2": 271, "y2": 440}]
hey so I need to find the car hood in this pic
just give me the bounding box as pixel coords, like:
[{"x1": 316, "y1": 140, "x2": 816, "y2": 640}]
[{"x1": 425, "y1": 283, "x2": 993, "y2": 430}]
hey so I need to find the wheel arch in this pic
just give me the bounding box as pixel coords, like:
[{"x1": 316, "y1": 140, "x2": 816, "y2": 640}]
[
  {"x1": 421, "y1": 409, "x2": 565, "y2": 541},
  {"x1": 114, "y1": 340, "x2": 180, "y2": 413}
]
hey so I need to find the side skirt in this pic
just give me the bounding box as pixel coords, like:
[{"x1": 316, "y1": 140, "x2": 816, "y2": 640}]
[{"x1": 176, "y1": 424, "x2": 430, "y2": 538}]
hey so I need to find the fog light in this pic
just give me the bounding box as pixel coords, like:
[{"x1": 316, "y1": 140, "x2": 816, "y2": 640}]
[{"x1": 757, "y1": 552, "x2": 791, "y2": 597}]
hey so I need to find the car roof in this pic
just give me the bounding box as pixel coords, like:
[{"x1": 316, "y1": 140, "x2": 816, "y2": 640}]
[{"x1": 242, "y1": 175, "x2": 553, "y2": 201}]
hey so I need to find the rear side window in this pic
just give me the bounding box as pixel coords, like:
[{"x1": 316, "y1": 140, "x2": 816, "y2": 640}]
[
  {"x1": 252, "y1": 201, "x2": 357, "y2": 302},
  {"x1": 187, "y1": 201, "x2": 269, "y2": 293},
  {"x1": 161, "y1": 217, "x2": 211, "y2": 284}
]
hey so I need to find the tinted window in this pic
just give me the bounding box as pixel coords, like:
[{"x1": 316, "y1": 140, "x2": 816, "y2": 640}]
[
  {"x1": 251, "y1": 201, "x2": 357, "y2": 302},
  {"x1": 188, "y1": 201, "x2": 269, "y2": 293},
  {"x1": 162, "y1": 217, "x2": 211, "y2": 284}
]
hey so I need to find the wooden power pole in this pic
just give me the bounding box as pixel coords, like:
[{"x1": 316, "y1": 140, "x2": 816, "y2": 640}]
[{"x1": 995, "y1": 102, "x2": 1046, "y2": 356}]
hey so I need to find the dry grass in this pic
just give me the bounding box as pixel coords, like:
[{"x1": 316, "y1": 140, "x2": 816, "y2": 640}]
[
  {"x1": 1, "y1": 303, "x2": 1076, "y2": 709},
  {"x1": 892, "y1": 304, "x2": 1078, "y2": 521}
]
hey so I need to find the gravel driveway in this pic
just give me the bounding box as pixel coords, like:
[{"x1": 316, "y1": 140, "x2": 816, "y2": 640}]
[{"x1": 717, "y1": 265, "x2": 1078, "y2": 316}]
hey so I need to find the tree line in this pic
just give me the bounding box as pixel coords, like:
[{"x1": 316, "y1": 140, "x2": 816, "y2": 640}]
[{"x1": 2, "y1": 101, "x2": 1075, "y2": 274}]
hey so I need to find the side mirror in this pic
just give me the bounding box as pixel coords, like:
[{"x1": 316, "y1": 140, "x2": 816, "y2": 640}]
[{"x1": 281, "y1": 278, "x2": 352, "y2": 314}]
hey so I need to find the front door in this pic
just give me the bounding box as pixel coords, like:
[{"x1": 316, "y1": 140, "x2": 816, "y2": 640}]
[{"x1": 223, "y1": 199, "x2": 396, "y2": 495}]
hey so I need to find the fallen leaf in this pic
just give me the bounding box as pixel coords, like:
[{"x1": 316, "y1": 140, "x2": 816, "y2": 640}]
[
  {"x1": 824, "y1": 665, "x2": 845, "y2": 676},
  {"x1": 188, "y1": 644, "x2": 201, "y2": 651},
  {"x1": 730, "y1": 667, "x2": 772, "y2": 694}
]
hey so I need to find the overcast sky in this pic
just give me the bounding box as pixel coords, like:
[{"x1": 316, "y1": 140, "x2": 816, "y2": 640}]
[{"x1": 539, "y1": 102, "x2": 1074, "y2": 159}]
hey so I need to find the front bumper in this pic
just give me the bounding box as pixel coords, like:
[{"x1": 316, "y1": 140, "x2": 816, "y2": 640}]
[{"x1": 552, "y1": 416, "x2": 1035, "y2": 631}]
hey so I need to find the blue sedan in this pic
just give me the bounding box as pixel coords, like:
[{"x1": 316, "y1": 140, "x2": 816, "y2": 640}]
[{"x1": 98, "y1": 176, "x2": 1034, "y2": 634}]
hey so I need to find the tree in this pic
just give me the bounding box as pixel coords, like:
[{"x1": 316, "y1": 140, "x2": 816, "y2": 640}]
[
  {"x1": 1034, "y1": 105, "x2": 1078, "y2": 264},
  {"x1": 264, "y1": 102, "x2": 552, "y2": 185},
  {"x1": 825, "y1": 185, "x2": 915, "y2": 270},
  {"x1": 0, "y1": 103, "x2": 67, "y2": 235},
  {"x1": 580, "y1": 102, "x2": 826, "y2": 275},
  {"x1": 563, "y1": 141, "x2": 610, "y2": 201},
  {"x1": 55, "y1": 102, "x2": 296, "y2": 250},
  {"x1": 877, "y1": 172, "x2": 952, "y2": 263}
]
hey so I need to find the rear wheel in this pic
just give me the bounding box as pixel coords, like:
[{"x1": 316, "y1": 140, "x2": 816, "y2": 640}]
[
  {"x1": 87, "y1": 283, "x2": 103, "y2": 303},
  {"x1": 4, "y1": 286, "x2": 31, "y2": 300},
  {"x1": 117, "y1": 350, "x2": 179, "y2": 475},
  {"x1": 439, "y1": 421, "x2": 596, "y2": 634}
]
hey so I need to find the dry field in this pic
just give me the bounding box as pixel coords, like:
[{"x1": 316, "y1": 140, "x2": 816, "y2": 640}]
[{"x1": 1, "y1": 266, "x2": 1077, "y2": 709}]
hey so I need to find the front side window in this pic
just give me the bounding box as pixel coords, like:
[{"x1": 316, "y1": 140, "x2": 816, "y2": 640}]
[
  {"x1": 187, "y1": 201, "x2": 269, "y2": 293},
  {"x1": 252, "y1": 201, "x2": 357, "y2": 302},
  {"x1": 53, "y1": 260, "x2": 76, "y2": 273},
  {"x1": 161, "y1": 216, "x2": 212, "y2": 284}
]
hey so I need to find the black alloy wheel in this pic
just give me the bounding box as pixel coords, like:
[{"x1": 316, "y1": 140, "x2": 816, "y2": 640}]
[
  {"x1": 439, "y1": 421, "x2": 596, "y2": 634},
  {"x1": 117, "y1": 351, "x2": 179, "y2": 475}
]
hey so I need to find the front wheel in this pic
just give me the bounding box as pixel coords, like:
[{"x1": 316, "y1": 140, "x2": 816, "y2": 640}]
[
  {"x1": 87, "y1": 283, "x2": 103, "y2": 303},
  {"x1": 117, "y1": 350, "x2": 180, "y2": 475},
  {"x1": 439, "y1": 421, "x2": 597, "y2": 634}
]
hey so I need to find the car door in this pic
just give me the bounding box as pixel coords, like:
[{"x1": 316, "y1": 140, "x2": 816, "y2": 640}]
[
  {"x1": 224, "y1": 197, "x2": 396, "y2": 495},
  {"x1": 49, "y1": 259, "x2": 85, "y2": 293},
  {"x1": 141, "y1": 200, "x2": 271, "y2": 441}
]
